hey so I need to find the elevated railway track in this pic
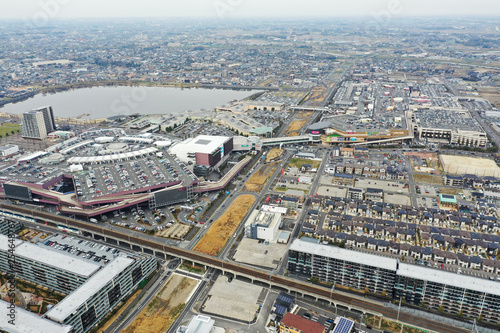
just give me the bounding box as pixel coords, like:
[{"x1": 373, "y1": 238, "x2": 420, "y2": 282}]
[{"x1": 0, "y1": 202, "x2": 469, "y2": 333}]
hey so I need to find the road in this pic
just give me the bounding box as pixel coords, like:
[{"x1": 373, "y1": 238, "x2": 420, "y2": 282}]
[{"x1": 400, "y1": 154, "x2": 418, "y2": 206}]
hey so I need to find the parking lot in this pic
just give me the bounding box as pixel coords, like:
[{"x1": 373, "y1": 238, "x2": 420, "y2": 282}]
[{"x1": 74, "y1": 153, "x2": 193, "y2": 200}]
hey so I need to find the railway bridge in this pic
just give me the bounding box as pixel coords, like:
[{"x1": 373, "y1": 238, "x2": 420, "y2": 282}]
[{"x1": 0, "y1": 203, "x2": 469, "y2": 333}]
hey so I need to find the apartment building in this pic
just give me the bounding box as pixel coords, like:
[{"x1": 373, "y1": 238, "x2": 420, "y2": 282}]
[{"x1": 288, "y1": 239, "x2": 500, "y2": 324}]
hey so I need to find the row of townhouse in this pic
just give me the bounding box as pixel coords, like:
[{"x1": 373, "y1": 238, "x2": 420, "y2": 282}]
[
  {"x1": 326, "y1": 164, "x2": 408, "y2": 181},
  {"x1": 309, "y1": 195, "x2": 500, "y2": 233}
]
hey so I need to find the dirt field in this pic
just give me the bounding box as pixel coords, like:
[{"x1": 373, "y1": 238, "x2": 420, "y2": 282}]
[
  {"x1": 157, "y1": 223, "x2": 191, "y2": 239},
  {"x1": 123, "y1": 274, "x2": 198, "y2": 333},
  {"x1": 413, "y1": 173, "x2": 443, "y2": 185},
  {"x1": 244, "y1": 162, "x2": 278, "y2": 192},
  {"x1": 438, "y1": 187, "x2": 462, "y2": 195},
  {"x1": 296, "y1": 110, "x2": 314, "y2": 119},
  {"x1": 440, "y1": 154, "x2": 500, "y2": 177},
  {"x1": 193, "y1": 194, "x2": 255, "y2": 256},
  {"x1": 266, "y1": 148, "x2": 284, "y2": 162},
  {"x1": 284, "y1": 119, "x2": 308, "y2": 136},
  {"x1": 477, "y1": 87, "x2": 500, "y2": 107}
]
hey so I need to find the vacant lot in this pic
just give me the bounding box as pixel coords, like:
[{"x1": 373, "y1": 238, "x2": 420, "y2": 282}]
[
  {"x1": 477, "y1": 87, "x2": 500, "y2": 107},
  {"x1": 413, "y1": 173, "x2": 443, "y2": 185},
  {"x1": 441, "y1": 154, "x2": 500, "y2": 177},
  {"x1": 438, "y1": 187, "x2": 461, "y2": 195},
  {"x1": 289, "y1": 157, "x2": 321, "y2": 169},
  {"x1": 193, "y1": 194, "x2": 255, "y2": 256},
  {"x1": 284, "y1": 119, "x2": 308, "y2": 136},
  {"x1": 123, "y1": 274, "x2": 197, "y2": 333},
  {"x1": 244, "y1": 162, "x2": 278, "y2": 192},
  {"x1": 266, "y1": 148, "x2": 284, "y2": 162}
]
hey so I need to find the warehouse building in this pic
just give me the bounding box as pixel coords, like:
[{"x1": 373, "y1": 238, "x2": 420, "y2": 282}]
[{"x1": 0, "y1": 144, "x2": 19, "y2": 157}]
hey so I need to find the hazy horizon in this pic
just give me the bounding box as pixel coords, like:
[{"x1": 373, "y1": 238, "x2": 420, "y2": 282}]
[{"x1": 2, "y1": 0, "x2": 499, "y2": 21}]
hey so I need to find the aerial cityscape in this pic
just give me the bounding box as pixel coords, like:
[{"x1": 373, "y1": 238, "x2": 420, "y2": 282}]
[{"x1": 1, "y1": 2, "x2": 500, "y2": 333}]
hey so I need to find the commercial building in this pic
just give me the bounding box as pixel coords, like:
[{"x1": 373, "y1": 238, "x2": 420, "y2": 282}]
[
  {"x1": 245, "y1": 209, "x2": 282, "y2": 241},
  {"x1": 279, "y1": 312, "x2": 325, "y2": 333},
  {"x1": 287, "y1": 239, "x2": 500, "y2": 324},
  {"x1": 410, "y1": 109, "x2": 487, "y2": 147},
  {"x1": 169, "y1": 135, "x2": 234, "y2": 177},
  {"x1": 438, "y1": 194, "x2": 458, "y2": 208},
  {"x1": 0, "y1": 144, "x2": 19, "y2": 157},
  {"x1": 21, "y1": 106, "x2": 56, "y2": 140}
]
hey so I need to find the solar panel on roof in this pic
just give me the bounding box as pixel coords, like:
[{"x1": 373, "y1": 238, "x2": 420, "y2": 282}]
[
  {"x1": 274, "y1": 304, "x2": 287, "y2": 316},
  {"x1": 332, "y1": 317, "x2": 354, "y2": 333}
]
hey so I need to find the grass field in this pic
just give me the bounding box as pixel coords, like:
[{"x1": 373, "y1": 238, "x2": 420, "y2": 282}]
[
  {"x1": 289, "y1": 157, "x2": 321, "y2": 169},
  {"x1": 0, "y1": 123, "x2": 20, "y2": 138},
  {"x1": 244, "y1": 162, "x2": 278, "y2": 192},
  {"x1": 123, "y1": 274, "x2": 197, "y2": 333},
  {"x1": 193, "y1": 194, "x2": 255, "y2": 256},
  {"x1": 413, "y1": 173, "x2": 443, "y2": 185}
]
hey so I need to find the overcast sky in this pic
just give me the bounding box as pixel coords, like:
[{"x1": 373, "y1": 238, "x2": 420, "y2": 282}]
[{"x1": 1, "y1": 0, "x2": 499, "y2": 20}]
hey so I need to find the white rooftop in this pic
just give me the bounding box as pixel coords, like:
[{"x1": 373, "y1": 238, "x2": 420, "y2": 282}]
[
  {"x1": 17, "y1": 151, "x2": 47, "y2": 163},
  {"x1": 169, "y1": 135, "x2": 229, "y2": 163},
  {"x1": 397, "y1": 262, "x2": 500, "y2": 297},
  {"x1": 289, "y1": 239, "x2": 398, "y2": 271},
  {"x1": 0, "y1": 235, "x2": 100, "y2": 278},
  {"x1": 183, "y1": 315, "x2": 215, "y2": 333},
  {"x1": 46, "y1": 256, "x2": 134, "y2": 323},
  {"x1": 0, "y1": 300, "x2": 72, "y2": 333}
]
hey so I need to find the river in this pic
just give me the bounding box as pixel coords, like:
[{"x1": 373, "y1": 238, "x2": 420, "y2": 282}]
[{"x1": 0, "y1": 86, "x2": 256, "y2": 119}]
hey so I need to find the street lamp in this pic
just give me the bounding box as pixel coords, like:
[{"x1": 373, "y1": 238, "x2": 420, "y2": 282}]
[{"x1": 397, "y1": 296, "x2": 402, "y2": 322}]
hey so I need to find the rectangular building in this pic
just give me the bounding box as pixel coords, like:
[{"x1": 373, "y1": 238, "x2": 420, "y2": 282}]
[
  {"x1": 0, "y1": 144, "x2": 19, "y2": 157},
  {"x1": 245, "y1": 210, "x2": 281, "y2": 241},
  {"x1": 0, "y1": 234, "x2": 101, "y2": 294},
  {"x1": 395, "y1": 263, "x2": 500, "y2": 323},
  {"x1": 21, "y1": 106, "x2": 56, "y2": 140},
  {"x1": 288, "y1": 239, "x2": 397, "y2": 295},
  {"x1": 45, "y1": 254, "x2": 156, "y2": 333},
  {"x1": 0, "y1": 234, "x2": 157, "y2": 333},
  {"x1": 280, "y1": 312, "x2": 325, "y2": 333},
  {"x1": 288, "y1": 239, "x2": 500, "y2": 324},
  {"x1": 0, "y1": 300, "x2": 73, "y2": 333}
]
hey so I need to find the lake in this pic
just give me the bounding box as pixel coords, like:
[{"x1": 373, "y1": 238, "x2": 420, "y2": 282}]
[{"x1": 0, "y1": 86, "x2": 255, "y2": 119}]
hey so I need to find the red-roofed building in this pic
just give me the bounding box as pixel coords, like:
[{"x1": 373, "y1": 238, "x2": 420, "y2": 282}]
[{"x1": 279, "y1": 312, "x2": 325, "y2": 333}]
